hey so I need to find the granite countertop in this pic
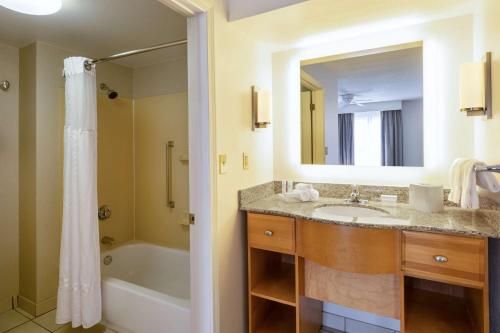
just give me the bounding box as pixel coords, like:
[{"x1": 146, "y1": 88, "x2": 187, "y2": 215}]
[{"x1": 240, "y1": 194, "x2": 500, "y2": 238}]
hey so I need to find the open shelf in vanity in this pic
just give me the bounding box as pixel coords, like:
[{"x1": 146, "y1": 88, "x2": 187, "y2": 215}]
[
  {"x1": 249, "y1": 248, "x2": 296, "y2": 306},
  {"x1": 248, "y1": 243, "x2": 300, "y2": 333},
  {"x1": 246, "y1": 211, "x2": 491, "y2": 333},
  {"x1": 404, "y1": 278, "x2": 479, "y2": 333}
]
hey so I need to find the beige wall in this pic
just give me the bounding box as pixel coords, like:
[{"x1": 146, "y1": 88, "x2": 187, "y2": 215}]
[
  {"x1": 19, "y1": 43, "x2": 38, "y2": 312},
  {"x1": 133, "y1": 58, "x2": 187, "y2": 98},
  {"x1": 132, "y1": 60, "x2": 189, "y2": 250},
  {"x1": 0, "y1": 42, "x2": 19, "y2": 313},
  {"x1": 96, "y1": 95, "x2": 134, "y2": 245},
  {"x1": 212, "y1": 1, "x2": 274, "y2": 332},
  {"x1": 18, "y1": 42, "x2": 134, "y2": 315},
  {"x1": 134, "y1": 92, "x2": 190, "y2": 250},
  {"x1": 473, "y1": 0, "x2": 500, "y2": 167}
]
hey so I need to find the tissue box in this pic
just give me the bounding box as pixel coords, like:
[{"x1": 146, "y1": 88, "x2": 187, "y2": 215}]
[{"x1": 409, "y1": 184, "x2": 444, "y2": 213}]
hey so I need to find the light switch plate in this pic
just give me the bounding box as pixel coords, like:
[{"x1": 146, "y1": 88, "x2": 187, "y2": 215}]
[
  {"x1": 219, "y1": 154, "x2": 228, "y2": 174},
  {"x1": 242, "y1": 153, "x2": 249, "y2": 170}
]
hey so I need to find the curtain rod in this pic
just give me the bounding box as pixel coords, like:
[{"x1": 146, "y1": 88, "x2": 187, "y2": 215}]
[{"x1": 83, "y1": 39, "x2": 187, "y2": 70}]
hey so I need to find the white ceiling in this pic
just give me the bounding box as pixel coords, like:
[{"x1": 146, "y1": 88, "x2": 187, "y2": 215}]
[
  {"x1": 227, "y1": 0, "x2": 308, "y2": 21},
  {"x1": 304, "y1": 47, "x2": 423, "y2": 103},
  {"x1": 230, "y1": 0, "x2": 473, "y2": 51},
  {"x1": 0, "y1": 0, "x2": 187, "y2": 68}
]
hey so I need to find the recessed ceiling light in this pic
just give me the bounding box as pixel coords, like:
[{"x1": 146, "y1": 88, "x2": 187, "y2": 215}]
[{"x1": 0, "y1": 0, "x2": 62, "y2": 15}]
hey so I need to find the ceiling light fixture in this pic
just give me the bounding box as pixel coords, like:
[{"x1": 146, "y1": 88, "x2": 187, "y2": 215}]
[{"x1": 0, "y1": 0, "x2": 62, "y2": 15}]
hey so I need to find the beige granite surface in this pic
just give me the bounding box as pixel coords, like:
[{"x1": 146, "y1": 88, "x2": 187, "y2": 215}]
[
  {"x1": 241, "y1": 181, "x2": 500, "y2": 210},
  {"x1": 240, "y1": 194, "x2": 500, "y2": 238}
]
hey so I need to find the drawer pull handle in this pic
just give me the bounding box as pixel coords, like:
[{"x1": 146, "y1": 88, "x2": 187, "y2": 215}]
[
  {"x1": 433, "y1": 255, "x2": 448, "y2": 263},
  {"x1": 264, "y1": 230, "x2": 273, "y2": 237}
]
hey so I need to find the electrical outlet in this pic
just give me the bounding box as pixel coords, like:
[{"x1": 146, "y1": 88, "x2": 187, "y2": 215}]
[
  {"x1": 219, "y1": 154, "x2": 228, "y2": 174},
  {"x1": 242, "y1": 153, "x2": 249, "y2": 170}
]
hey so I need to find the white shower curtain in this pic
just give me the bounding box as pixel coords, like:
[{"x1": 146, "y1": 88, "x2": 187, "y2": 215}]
[{"x1": 56, "y1": 57, "x2": 101, "y2": 328}]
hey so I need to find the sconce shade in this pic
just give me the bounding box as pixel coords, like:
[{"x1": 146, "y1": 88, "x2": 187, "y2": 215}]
[
  {"x1": 252, "y1": 86, "x2": 271, "y2": 129},
  {"x1": 460, "y1": 62, "x2": 485, "y2": 112}
]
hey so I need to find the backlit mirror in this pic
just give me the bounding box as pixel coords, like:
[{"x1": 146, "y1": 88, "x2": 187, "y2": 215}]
[{"x1": 300, "y1": 43, "x2": 423, "y2": 166}]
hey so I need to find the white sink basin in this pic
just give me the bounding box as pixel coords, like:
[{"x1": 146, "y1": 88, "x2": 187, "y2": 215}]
[{"x1": 313, "y1": 205, "x2": 389, "y2": 218}]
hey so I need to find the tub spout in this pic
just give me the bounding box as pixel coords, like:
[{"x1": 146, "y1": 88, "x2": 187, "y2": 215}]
[{"x1": 101, "y1": 236, "x2": 115, "y2": 246}]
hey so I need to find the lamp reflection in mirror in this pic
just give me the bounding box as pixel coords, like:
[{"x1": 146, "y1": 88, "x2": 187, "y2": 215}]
[
  {"x1": 252, "y1": 85, "x2": 271, "y2": 130},
  {"x1": 460, "y1": 52, "x2": 492, "y2": 119}
]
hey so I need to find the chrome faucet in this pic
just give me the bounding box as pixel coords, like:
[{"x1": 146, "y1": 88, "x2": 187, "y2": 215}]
[
  {"x1": 101, "y1": 236, "x2": 115, "y2": 246},
  {"x1": 349, "y1": 185, "x2": 361, "y2": 203}
]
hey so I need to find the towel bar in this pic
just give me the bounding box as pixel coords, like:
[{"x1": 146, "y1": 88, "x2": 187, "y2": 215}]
[{"x1": 475, "y1": 165, "x2": 500, "y2": 173}]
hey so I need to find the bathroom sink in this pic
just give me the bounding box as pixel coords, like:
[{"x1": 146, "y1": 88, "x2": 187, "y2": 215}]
[{"x1": 313, "y1": 204, "x2": 390, "y2": 218}]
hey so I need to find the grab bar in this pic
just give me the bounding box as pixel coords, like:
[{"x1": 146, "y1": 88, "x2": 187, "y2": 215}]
[{"x1": 166, "y1": 141, "x2": 175, "y2": 208}]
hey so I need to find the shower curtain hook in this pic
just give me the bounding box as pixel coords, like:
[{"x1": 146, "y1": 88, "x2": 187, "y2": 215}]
[{"x1": 84, "y1": 60, "x2": 94, "y2": 71}]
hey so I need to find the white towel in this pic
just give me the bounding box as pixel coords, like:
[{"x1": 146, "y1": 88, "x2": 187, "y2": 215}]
[
  {"x1": 448, "y1": 158, "x2": 500, "y2": 209},
  {"x1": 448, "y1": 158, "x2": 478, "y2": 208},
  {"x1": 448, "y1": 158, "x2": 466, "y2": 205},
  {"x1": 281, "y1": 183, "x2": 319, "y2": 202},
  {"x1": 295, "y1": 183, "x2": 313, "y2": 191}
]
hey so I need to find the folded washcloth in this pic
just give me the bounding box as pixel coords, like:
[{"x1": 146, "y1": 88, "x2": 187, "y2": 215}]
[
  {"x1": 283, "y1": 189, "x2": 319, "y2": 202},
  {"x1": 295, "y1": 183, "x2": 313, "y2": 191},
  {"x1": 448, "y1": 158, "x2": 500, "y2": 209},
  {"x1": 281, "y1": 183, "x2": 319, "y2": 202}
]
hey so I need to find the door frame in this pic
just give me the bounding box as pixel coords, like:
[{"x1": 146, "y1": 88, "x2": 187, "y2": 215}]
[
  {"x1": 300, "y1": 70, "x2": 326, "y2": 164},
  {"x1": 157, "y1": 1, "x2": 216, "y2": 332}
]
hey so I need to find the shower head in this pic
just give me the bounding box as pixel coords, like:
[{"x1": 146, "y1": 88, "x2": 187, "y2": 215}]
[
  {"x1": 100, "y1": 83, "x2": 119, "y2": 99},
  {"x1": 108, "y1": 90, "x2": 118, "y2": 99}
]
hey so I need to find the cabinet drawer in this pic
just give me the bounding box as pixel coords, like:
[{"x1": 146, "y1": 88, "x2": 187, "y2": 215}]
[
  {"x1": 402, "y1": 231, "x2": 486, "y2": 288},
  {"x1": 248, "y1": 213, "x2": 295, "y2": 253}
]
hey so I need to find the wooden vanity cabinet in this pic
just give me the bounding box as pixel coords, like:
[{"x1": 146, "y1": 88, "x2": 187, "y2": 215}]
[
  {"x1": 246, "y1": 212, "x2": 490, "y2": 333},
  {"x1": 247, "y1": 213, "x2": 322, "y2": 333},
  {"x1": 402, "y1": 231, "x2": 489, "y2": 333},
  {"x1": 402, "y1": 231, "x2": 486, "y2": 288}
]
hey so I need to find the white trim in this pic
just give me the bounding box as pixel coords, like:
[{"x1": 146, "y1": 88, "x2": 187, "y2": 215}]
[
  {"x1": 157, "y1": 0, "x2": 212, "y2": 16},
  {"x1": 187, "y1": 10, "x2": 216, "y2": 333},
  {"x1": 300, "y1": 69, "x2": 323, "y2": 90},
  {"x1": 156, "y1": 1, "x2": 215, "y2": 331}
]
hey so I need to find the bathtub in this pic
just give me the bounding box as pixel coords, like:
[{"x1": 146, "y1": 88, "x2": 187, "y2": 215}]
[{"x1": 100, "y1": 242, "x2": 190, "y2": 333}]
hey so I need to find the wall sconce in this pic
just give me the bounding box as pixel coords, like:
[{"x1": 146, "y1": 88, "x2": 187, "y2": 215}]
[
  {"x1": 252, "y1": 86, "x2": 271, "y2": 130},
  {"x1": 460, "y1": 52, "x2": 492, "y2": 119}
]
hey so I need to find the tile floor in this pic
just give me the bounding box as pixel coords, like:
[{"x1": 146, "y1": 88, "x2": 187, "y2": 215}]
[{"x1": 0, "y1": 309, "x2": 113, "y2": 333}]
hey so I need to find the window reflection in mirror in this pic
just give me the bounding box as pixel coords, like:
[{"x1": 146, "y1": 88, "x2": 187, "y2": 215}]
[{"x1": 300, "y1": 43, "x2": 423, "y2": 167}]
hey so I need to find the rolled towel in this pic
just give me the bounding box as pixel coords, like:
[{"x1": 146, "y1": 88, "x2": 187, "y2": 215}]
[
  {"x1": 309, "y1": 189, "x2": 320, "y2": 201},
  {"x1": 282, "y1": 188, "x2": 319, "y2": 202},
  {"x1": 295, "y1": 183, "x2": 313, "y2": 191},
  {"x1": 476, "y1": 162, "x2": 500, "y2": 193}
]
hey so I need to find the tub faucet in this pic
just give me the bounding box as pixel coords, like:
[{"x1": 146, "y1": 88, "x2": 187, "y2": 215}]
[
  {"x1": 349, "y1": 185, "x2": 361, "y2": 203},
  {"x1": 101, "y1": 236, "x2": 115, "y2": 246}
]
